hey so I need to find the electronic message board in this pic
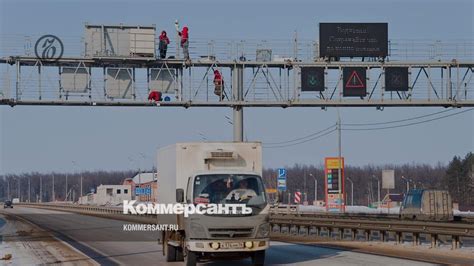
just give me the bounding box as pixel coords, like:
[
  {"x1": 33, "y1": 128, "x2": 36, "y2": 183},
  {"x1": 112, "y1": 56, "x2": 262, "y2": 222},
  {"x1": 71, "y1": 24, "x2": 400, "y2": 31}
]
[{"x1": 319, "y1": 23, "x2": 388, "y2": 58}]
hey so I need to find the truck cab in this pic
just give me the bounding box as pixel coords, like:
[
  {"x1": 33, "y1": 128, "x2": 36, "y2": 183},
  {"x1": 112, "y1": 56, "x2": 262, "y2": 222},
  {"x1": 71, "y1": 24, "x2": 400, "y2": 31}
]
[{"x1": 157, "y1": 142, "x2": 269, "y2": 266}]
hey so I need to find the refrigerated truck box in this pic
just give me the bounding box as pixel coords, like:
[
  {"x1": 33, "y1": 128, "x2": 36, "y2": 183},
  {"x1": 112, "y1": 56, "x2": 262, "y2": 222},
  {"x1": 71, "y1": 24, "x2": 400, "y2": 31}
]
[{"x1": 157, "y1": 142, "x2": 262, "y2": 206}]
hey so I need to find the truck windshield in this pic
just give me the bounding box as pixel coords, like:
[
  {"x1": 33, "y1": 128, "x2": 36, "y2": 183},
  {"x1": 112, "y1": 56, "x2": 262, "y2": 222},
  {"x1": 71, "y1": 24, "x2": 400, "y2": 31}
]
[{"x1": 193, "y1": 174, "x2": 267, "y2": 209}]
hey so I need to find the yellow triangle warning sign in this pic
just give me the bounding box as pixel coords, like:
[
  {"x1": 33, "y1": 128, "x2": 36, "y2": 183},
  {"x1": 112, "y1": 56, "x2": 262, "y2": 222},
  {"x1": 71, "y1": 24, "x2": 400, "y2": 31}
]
[{"x1": 345, "y1": 70, "x2": 365, "y2": 88}]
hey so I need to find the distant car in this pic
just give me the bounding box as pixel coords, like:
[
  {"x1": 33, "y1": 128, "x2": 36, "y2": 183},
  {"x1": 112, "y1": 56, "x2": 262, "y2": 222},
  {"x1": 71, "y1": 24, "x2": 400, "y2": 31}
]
[{"x1": 4, "y1": 200, "x2": 13, "y2": 208}]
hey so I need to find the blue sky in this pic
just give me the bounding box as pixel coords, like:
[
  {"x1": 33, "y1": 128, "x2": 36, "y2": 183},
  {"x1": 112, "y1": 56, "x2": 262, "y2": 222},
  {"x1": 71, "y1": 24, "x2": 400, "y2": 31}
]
[{"x1": 0, "y1": 0, "x2": 473, "y2": 174}]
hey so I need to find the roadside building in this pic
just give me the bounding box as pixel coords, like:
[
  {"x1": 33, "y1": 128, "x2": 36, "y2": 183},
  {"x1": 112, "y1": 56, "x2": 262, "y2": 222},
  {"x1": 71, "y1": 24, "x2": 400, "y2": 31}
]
[
  {"x1": 122, "y1": 172, "x2": 157, "y2": 202},
  {"x1": 380, "y1": 193, "x2": 404, "y2": 208},
  {"x1": 94, "y1": 184, "x2": 132, "y2": 206}
]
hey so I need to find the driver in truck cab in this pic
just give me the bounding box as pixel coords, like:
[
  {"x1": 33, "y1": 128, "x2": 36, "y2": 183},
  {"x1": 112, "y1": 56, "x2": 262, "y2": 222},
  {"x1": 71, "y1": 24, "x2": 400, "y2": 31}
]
[{"x1": 226, "y1": 178, "x2": 257, "y2": 202}]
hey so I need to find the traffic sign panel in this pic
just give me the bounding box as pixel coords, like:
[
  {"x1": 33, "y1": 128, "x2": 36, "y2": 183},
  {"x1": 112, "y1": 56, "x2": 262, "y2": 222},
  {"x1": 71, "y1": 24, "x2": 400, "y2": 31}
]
[
  {"x1": 385, "y1": 67, "x2": 409, "y2": 91},
  {"x1": 343, "y1": 68, "x2": 367, "y2": 97},
  {"x1": 135, "y1": 187, "x2": 152, "y2": 196},
  {"x1": 301, "y1": 67, "x2": 325, "y2": 91},
  {"x1": 277, "y1": 168, "x2": 287, "y2": 191}
]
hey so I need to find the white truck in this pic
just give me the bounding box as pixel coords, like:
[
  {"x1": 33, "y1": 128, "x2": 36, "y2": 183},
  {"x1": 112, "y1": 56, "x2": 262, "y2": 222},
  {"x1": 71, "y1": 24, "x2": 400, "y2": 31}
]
[{"x1": 157, "y1": 142, "x2": 270, "y2": 266}]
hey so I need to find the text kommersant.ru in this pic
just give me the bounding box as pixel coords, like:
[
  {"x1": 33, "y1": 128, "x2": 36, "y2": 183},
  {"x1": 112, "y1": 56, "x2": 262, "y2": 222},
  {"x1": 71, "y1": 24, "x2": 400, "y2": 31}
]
[{"x1": 122, "y1": 200, "x2": 253, "y2": 217}]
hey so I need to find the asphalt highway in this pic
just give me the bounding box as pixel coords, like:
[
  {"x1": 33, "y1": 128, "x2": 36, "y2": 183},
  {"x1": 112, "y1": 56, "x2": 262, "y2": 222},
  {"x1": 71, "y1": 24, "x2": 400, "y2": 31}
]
[{"x1": 2, "y1": 207, "x2": 434, "y2": 266}]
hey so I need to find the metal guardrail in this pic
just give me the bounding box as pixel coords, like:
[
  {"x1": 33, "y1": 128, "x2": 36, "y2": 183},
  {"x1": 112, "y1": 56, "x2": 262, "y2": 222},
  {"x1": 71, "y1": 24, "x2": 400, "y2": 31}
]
[
  {"x1": 16, "y1": 203, "x2": 474, "y2": 250},
  {"x1": 270, "y1": 213, "x2": 474, "y2": 250},
  {"x1": 17, "y1": 202, "x2": 157, "y2": 223},
  {"x1": 269, "y1": 204, "x2": 474, "y2": 223}
]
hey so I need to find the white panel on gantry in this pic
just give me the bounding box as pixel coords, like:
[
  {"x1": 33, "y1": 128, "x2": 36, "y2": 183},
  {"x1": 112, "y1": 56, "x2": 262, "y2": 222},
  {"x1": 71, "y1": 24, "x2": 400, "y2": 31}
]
[
  {"x1": 61, "y1": 67, "x2": 89, "y2": 93},
  {"x1": 149, "y1": 68, "x2": 176, "y2": 93},
  {"x1": 106, "y1": 68, "x2": 134, "y2": 99}
]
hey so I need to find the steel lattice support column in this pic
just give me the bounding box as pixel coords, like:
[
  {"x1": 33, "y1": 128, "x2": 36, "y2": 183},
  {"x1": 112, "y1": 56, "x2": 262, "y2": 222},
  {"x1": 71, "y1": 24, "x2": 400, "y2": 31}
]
[{"x1": 232, "y1": 65, "x2": 244, "y2": 142}]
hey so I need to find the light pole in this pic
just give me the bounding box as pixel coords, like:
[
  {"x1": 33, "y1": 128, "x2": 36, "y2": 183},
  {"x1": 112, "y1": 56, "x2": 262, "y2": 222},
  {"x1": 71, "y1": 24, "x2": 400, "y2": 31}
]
[
  {"x1": 347, "y1": 177, "x2": 354, "y2": 206},
  {"x1": 39, "y1": 175, "x2": 43, "y2": 203},
  {"x1": 72, "y1": 161, "x2": 83, "y2": 200},
  {"x1": 17, "y1": 177, "x2": 21, "y2": 202},
  {"x1": 337, "y1": 108, "x2": 343, "y2": 211},
  {"x1": 309, "y1": 173, "x2": 317, "y2": 202},
  {"x1": 52, "y1": 174, "x2": 55, "y2": 202},
  {"x1": 65, "y1": 173, "x2": 68, "y2": 202},
  {"x1": 371, "y1": 175, "x2": 380, "y2": 206},
  {"x1": 303, "y1": 169, "x2": 307, "y2": 203},
  {"x1": 28, "y1": 176, "x2": 31, "y2": 202},
  {"x1": 7, "y1": 178, "x2": 10, "y2": 200},
  {"x1": 401, "y1": 175, "x2": 410, "y2": 193}
]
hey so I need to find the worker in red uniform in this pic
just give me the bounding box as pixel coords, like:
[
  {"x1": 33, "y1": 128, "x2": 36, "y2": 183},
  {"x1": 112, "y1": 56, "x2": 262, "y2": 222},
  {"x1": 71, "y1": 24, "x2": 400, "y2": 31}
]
[
  {"x1": 213, "y1": 70, "x2": 225, "y2": 100},
  {"x1": 175, "y1": 21, "x2": 190, "y2": 61},
  {"x1": 158, "y1": 31, "x2": 170, "y2": 59},
  {"x1": 148, "y1": 91, "x2": 162, "y2": 102}
]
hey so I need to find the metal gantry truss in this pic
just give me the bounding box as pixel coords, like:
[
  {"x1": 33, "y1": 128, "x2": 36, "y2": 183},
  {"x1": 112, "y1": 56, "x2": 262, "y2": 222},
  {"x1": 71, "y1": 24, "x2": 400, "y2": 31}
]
[{"x1": 0, "y1": 56, "x2": 473, "y2": 107}]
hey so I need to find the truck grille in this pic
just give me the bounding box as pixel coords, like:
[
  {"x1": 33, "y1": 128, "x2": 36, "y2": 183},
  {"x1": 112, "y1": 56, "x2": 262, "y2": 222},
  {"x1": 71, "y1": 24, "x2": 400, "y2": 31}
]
[{"x1": 208, "y1": 227, "x2": 254, "y2": 239}]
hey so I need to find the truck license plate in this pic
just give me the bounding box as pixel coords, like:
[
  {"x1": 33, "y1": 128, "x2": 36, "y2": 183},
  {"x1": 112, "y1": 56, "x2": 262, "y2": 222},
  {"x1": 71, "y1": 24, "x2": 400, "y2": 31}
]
[{"x1": 220, "y1": 242, "x2": 244, "y2": 249}]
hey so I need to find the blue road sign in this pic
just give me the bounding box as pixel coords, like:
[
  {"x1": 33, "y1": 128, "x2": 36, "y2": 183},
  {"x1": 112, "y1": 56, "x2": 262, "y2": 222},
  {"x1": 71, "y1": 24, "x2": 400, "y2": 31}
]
[
  {"x1": 277, "y1": 168, "x2": 287, "y2": 191},
  {"x1": 135, "y1": 187, "x2": 152, "y2": 196}
]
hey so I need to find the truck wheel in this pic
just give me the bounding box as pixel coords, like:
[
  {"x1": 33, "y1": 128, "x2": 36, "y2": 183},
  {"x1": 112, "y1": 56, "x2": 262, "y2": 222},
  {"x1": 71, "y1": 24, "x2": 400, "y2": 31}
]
[
  {"x1": 185, "y1": 249, "x2": 197, "y2": 266},
  {"x1": 251, "y1": 250, "x2": 265, "y2": 265},
  {"x1": 166, "y1": 244, "x2": 176, "y2": 262},
  {"x1": 176, "y1": 247, "x2": 184, "y2": 261}
]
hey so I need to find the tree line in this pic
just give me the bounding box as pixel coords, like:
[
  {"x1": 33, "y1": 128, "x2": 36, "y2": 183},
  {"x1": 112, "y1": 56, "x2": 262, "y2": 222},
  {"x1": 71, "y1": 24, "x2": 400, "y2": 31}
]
[
  {"x1": 262, "y1": 152, "x2": 473, "y2": 209},
  {"x1": 1, "y1": 153, "x2": 472, "y2": 209},
  {"x1": 0, "y1": 170, "x2": 135, "y2": 203}
]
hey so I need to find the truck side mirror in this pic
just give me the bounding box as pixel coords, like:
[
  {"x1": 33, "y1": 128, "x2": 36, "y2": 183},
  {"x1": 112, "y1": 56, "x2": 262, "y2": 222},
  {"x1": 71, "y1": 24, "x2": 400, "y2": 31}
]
[{"x1": 176, "y1": 189, "x2": 185, "y2": 203}]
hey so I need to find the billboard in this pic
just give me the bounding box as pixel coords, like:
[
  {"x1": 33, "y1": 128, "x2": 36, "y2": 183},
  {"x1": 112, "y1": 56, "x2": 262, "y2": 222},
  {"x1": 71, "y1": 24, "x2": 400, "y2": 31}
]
[
  {"x1": 301, "y1": 67, "x2": 325, "y2": 91},
  {"x1": 385, "y1": 67, "x2": 409, "y2": 91},
  {"x1": 343, "y1": 67, "x2": 367, "y2": 97},
  {"x1": 325, "y1": 157, "x2": 345, "y2": 212},
  {"x1": 319, "y1": 23, "x2": 388, "y2": 58},
  {"x1": 382, "y1": 169, "x2": 395, "y2": 189}
]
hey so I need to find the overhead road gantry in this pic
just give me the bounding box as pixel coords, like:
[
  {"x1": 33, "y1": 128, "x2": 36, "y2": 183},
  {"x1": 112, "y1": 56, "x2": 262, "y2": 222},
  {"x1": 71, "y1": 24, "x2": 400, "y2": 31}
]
[
  {"x1": 1, "y1": 56, "x2": 473, "y2": 108},
  {"x1": 1, "y1": 23, "x2": 473, "y2": 142}
]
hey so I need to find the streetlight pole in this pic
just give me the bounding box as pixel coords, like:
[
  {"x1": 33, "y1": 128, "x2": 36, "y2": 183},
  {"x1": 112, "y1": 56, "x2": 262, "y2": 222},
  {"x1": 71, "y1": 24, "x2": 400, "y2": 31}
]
[
  {"x1": 372, "y1": 175, "x2": 380, "y2": 206},
  {"x1": 17, "y1": 178, "x2": 21, "y2": 202},
  {"x1": 72, "y1": 161, "x2": 83, "y2": 200},
  {"x1": 303, "y1": 169, "x2": 307, "y2": 203},
  {"x1": 52, "y1": 174, "x2": 55, "y2": 202},
  {"x1": 28, "y1": 176, "x2": 31, "y2": 202},
  {"x1": 65, "y1": 173, "x2": 68, "y2": 202},
  {"x1": 7, "y1": 178, "x2": 10, "y2": 200},
  {"x1": 377, "y1": 178, "x2": 380, "y2": 205},
  {"x1": 401, "y1": 175, "x2": 409, "y2": 193},
  {"x1": 347, "y1": 177, "x2": 354, "y2": 206},
  {"x1": 309, "y1": 173, "x2": 317, "y2": 203},
  {"x1": 39, "y1": 176, "x2": 43, "y2": 203},
  {"x1": 337, "y1": 108, "x2": 343, "y2": 211}
]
